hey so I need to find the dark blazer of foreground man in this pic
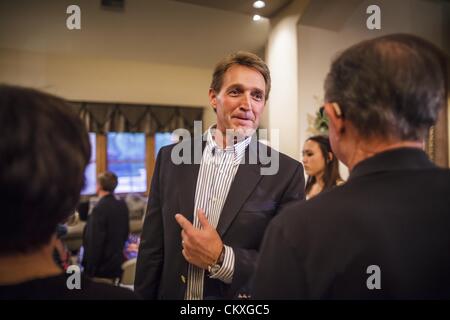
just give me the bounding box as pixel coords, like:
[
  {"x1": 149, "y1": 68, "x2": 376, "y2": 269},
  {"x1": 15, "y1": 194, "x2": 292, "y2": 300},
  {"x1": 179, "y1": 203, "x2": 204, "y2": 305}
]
[
  {"x1": 135, "y1": 52, "x2": 305, "y2": 299},
  {"x1": 252, "y1": 34, "x2": 450, "y2": 299}
]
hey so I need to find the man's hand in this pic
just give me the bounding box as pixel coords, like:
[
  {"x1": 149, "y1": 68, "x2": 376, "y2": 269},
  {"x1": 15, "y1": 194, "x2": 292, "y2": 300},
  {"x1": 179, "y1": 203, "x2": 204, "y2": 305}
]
[{"x1": 175, "y1": 209, "x2": 223, "y2": 270}]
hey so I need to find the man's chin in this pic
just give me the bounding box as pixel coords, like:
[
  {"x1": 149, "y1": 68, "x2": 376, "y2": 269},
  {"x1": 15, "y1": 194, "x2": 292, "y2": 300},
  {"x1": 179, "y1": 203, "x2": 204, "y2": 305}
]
[
  {"x1": 222, "y1": 126, "x2": 256, "y2": 143},
  {"x1": 234, "y1": 126, "x2": 256, "y2": 138}
]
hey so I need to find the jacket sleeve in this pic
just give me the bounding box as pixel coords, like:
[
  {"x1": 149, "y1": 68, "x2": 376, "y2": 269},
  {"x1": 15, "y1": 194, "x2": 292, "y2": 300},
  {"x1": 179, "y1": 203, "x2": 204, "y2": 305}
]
[
  {"x1": 134, "y1": 149, "x2": 165, "y2": 299},
  {"x1": 230, "y1": 162, "x2": 305, "y2": 297}
]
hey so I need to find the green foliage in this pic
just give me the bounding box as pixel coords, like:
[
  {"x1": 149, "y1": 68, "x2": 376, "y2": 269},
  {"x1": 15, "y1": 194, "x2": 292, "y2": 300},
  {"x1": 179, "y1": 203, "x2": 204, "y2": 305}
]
[{"x1": 314, "y1": 108, "x2": 329, "y2": 134}]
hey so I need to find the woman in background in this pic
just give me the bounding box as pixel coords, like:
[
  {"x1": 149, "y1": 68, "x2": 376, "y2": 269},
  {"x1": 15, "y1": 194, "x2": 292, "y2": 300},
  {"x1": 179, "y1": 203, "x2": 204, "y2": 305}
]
[{"x1": 302, "y1": 135, "x2": 343, "y2": 199}]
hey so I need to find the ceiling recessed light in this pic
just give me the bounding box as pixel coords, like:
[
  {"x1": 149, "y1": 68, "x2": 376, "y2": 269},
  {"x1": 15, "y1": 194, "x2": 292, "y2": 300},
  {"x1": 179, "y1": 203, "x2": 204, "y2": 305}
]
[
  {"x1": 253, "y1": 1, "x2": 266, "y2": 9},
  {"x1": 253, "y1": 14, "x2": 262, "y2": 21}
]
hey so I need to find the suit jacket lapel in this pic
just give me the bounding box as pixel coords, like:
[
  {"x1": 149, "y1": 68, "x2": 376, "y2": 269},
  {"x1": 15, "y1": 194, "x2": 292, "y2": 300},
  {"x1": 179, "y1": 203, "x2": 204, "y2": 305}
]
[
  {"x1": 178, "y1": 137, "x2": 205, "y2": 223},
  {"x1": 216, "y1": 144, "x2": 263, "y2": 237}
]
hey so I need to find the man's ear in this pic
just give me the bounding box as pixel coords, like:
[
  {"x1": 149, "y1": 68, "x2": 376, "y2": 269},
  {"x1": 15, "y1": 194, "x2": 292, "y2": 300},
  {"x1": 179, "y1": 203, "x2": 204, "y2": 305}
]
[
  {"x1": 208, "y1": 88, "x2": 217, "y2": 111},
  {"x1": 324, "y1": 102, "x2": 345, "y2": 136}
]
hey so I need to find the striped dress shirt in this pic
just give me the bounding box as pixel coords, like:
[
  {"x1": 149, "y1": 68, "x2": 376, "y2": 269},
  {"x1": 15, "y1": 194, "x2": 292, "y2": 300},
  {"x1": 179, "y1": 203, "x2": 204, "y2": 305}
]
[{"x1": 185, "y1": 126, "x2": 251, "y2": 300}]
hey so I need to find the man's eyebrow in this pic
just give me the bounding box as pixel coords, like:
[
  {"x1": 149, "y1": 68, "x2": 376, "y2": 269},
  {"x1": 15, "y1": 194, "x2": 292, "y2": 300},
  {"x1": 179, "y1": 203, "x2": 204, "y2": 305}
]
[
  {"x1": 252, "y1": 88, "x2": 264, "y2": 93},
  {"x1": 225, "y1": 83, "x2": 265, "y2": 93},
  {"x1": 225, "y1": 84, "x2": 243, "y2": 90}
]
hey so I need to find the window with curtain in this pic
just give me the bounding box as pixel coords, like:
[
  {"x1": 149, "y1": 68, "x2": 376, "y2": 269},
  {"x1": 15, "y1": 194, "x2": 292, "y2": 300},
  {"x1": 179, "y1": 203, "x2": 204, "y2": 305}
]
[
  {"x1": 81, "y1": 133, "x2": 97, "y2": 195},
  {"x1": 107, "y1": 132, "x2": 146, "y2": 193}
]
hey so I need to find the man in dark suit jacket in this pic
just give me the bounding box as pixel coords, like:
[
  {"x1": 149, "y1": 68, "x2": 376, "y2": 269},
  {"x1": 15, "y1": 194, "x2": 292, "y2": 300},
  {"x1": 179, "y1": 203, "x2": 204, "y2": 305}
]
[
  {"x1": 252, "y1": 34, "x2": 450, "y2": 299},
  {"x1": 135, "y1": 52, "x2": 305, "y2": 299},
  {"x1": 83, "y1": 171, "x2": 130, "y2": 280}
]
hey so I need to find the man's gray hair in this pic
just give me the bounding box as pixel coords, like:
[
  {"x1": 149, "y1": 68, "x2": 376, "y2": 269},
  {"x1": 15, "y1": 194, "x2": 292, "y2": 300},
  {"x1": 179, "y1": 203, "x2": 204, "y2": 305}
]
[{"x1": 324, "y1": 33, "x2": 448, "y2": 140}]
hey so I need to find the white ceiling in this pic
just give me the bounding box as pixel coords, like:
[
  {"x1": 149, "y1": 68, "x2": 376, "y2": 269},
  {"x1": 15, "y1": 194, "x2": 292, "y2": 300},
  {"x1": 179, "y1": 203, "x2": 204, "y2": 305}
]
[{"x1": 0, "y1": 0, "x2": 271, "y2": 69}]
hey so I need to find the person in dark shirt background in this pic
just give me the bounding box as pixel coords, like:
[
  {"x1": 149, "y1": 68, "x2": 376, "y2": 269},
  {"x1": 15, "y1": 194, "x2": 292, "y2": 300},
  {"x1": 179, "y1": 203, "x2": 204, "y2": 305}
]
[{"x1": 82, "y1": 171, "x2": 130, "y2": 283}]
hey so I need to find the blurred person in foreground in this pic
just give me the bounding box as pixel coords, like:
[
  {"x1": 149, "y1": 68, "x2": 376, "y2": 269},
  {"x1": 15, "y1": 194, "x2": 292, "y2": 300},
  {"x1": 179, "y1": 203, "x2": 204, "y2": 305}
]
[
  {"x1": 0, "y1": 85, "x2": 136, "y2": 299},
  {"x1": 252, "y1": 34, "x2": 450, "y2": 299}
]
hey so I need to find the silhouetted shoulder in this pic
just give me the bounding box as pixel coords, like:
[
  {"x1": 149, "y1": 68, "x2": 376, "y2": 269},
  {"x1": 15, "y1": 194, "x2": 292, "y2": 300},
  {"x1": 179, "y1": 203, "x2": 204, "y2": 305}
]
[{"x1": 0, "y1": 274, "x2": 138, "y2": 300}]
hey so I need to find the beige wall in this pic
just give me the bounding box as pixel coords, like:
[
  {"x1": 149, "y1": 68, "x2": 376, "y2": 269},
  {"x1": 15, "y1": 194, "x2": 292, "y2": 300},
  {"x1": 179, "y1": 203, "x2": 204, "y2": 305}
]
[
  {"x1": 265, "y1": 0, "x2": 310, "y2": 160},
  {"x1": 0, "y1": 48, "x2": 211, "y2": 106},
  {"x1": 0, "y1": 47, "x2": 215, "y2": 128},
  {"x1": 0, "y1": 0, "x2": 272, "y2": 131},
  {"x1": 0, "y1": 0, "x2": 268, "y2": 68}
]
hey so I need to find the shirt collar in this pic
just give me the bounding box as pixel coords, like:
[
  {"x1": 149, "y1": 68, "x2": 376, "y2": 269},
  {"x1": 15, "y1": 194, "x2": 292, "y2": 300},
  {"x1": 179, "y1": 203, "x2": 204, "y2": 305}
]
[
  {"x1": 348, "y1": 147, "x2": 435, "y2": 181},
  {"x1": 206, "y1": 125, "x2": 251, "y2": 164}
]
